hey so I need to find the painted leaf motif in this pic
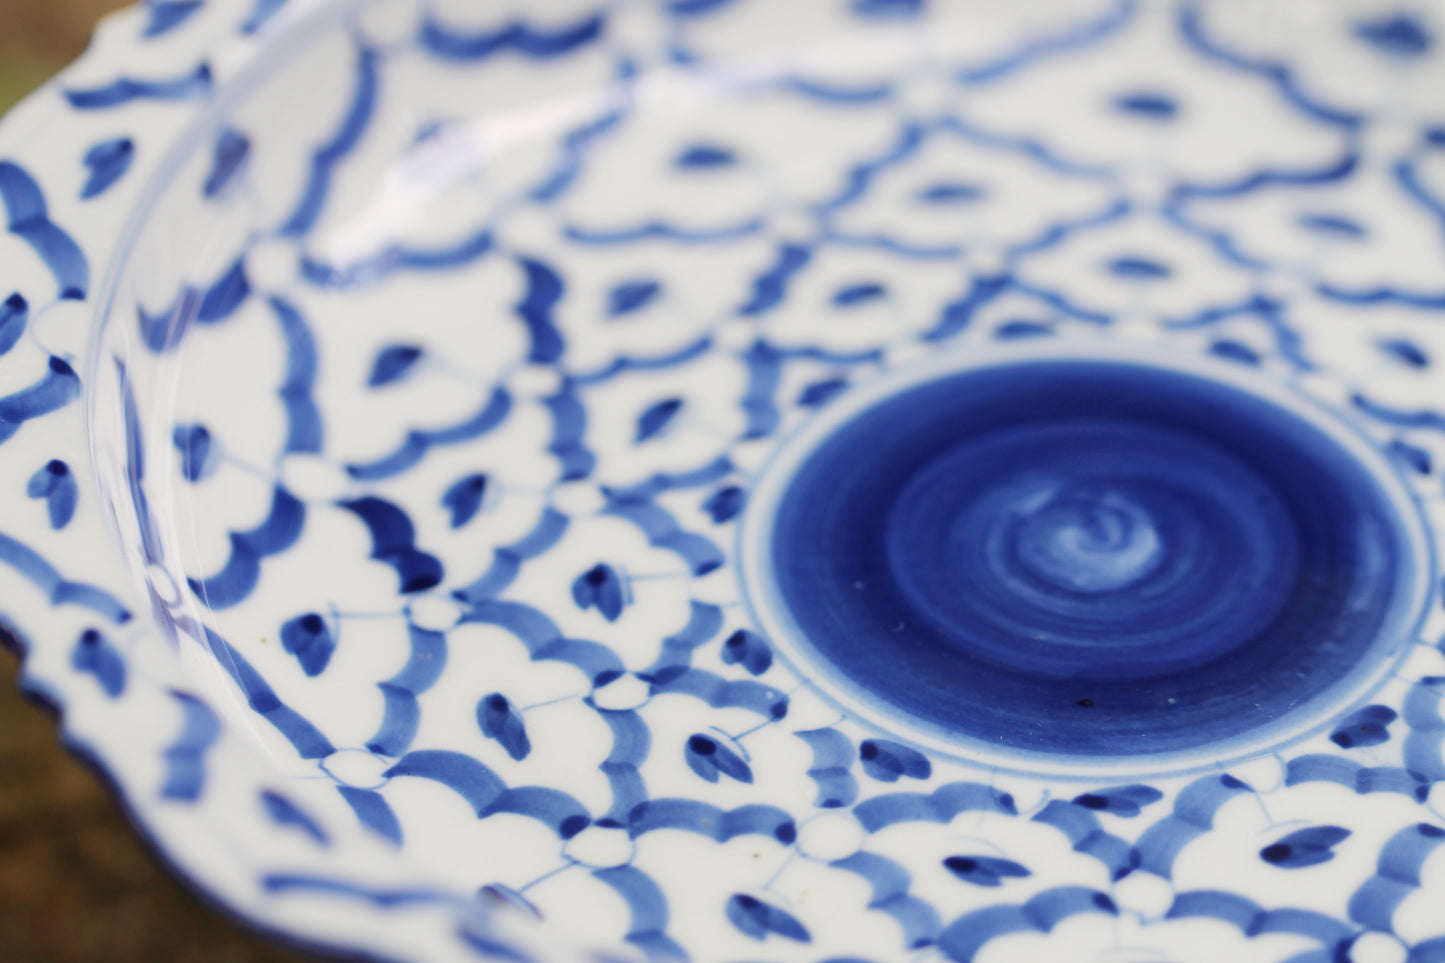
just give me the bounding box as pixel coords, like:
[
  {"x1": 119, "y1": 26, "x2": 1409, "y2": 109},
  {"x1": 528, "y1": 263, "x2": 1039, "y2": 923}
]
[
  {"x1": 71, "y1": 628, "x2": 125, "y2": 697},
  {"x1": 720, "y1": 629, "x2": 771, "y2": 675},
  {"x1": 675, "y1": 144, "x2": 737, "y2": 169},
  {"x1": 477, "y1": 693, "x2": 531, "y2": 761},
  {"x1": 204, "y1": 128, "x2": 250, "y2": 198},
  {"x1": 0, "y1": 293, "x2": 26, "y2": 356},
  {"x1": 859, "y1": 738, "x2": 931, "y2": 782},
  {"x1": 280, "y1": 612, "x2": 336, "y2": 677},
  {"x1": 702, "y1": 485, "x2": 746, "y2": 524},
  {"x1": 80, "y1": 138, "x2": 134, "y2": 199},
  {"x1": 442, "y1": 473, "x2": 488, "y2": 528},
  {"x1": 1260, "y1": 826, "x2": 1351, "y2": 869},
  {"x1": 172, "y1": 424, "x2": 215, "y2": 481},
  {"x1": 1331, "y1": 704, "x2": 1397, "y2": 748},
  {"x1": 797, "y1": 378, "x2": 848, "y2": 408},
  {"x1": 685, "y1": 734, "x2": 752, "y2": 784},
  {"x1": 635, "y1": 398, "x2": 683, "y2": 443},
  {"x1": 607, "y1": 279, "x2": 662, "y2": 317},
  {"x1": 368, "y1": 344, "x2": 424, "y2": 387},
  {"x1": 725, "y1": 894, "x2": 810, "y2": 942},
  {"x1": 27, "y1": 459, "x2": 77, "y2": 529},
  {"x1": 943, "y1": 855, "x2": 1031, "y2": 887},
  {"x1": 572, "y1": 564, "x2": 626, "y2": 621},
  {"x1": 1071, "y1": 784, "x2": 1165, "y2": 817}
]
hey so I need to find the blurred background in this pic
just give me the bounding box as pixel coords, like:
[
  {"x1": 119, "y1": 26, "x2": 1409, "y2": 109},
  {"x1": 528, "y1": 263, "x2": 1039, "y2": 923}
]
[{"x1": 1, "y1": 1, "x2": 319, "y2": 960}]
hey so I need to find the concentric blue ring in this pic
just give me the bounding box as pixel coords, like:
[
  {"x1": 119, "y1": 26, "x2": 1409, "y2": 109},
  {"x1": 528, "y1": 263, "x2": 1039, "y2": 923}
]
[{"x1": 740, "y1": 343, "x2": 1431, "y2": 775}]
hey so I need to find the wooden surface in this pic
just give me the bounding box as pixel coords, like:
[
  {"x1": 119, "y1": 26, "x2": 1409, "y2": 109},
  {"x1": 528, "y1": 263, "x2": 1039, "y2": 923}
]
[{"x1": 0, "y1": 2, "x2": 320, "y2": 960}]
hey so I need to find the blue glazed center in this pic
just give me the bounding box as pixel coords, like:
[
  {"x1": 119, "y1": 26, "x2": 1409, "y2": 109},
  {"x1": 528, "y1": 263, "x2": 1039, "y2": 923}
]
[{"x1": 747, "y1": 354, "x2": 1426, "y2": 768}]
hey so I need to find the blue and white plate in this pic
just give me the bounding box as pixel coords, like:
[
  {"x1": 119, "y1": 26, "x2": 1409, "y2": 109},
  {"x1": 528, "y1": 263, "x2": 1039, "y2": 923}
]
[{"x1": 6, "y1": 0, "x2": 1445, "y2": 960}]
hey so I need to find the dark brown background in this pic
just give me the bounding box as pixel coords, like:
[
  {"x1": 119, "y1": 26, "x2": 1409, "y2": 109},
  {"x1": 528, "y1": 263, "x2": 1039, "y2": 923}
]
[{"x1": 1, "y1": 2, "x2": 318, "y2": 960}]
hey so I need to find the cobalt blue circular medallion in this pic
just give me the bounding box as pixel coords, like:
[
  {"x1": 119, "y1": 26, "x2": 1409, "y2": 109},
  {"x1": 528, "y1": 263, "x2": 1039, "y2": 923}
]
[{"x1": 740, "y1": 342, "x2": 1432, "y2": 776}]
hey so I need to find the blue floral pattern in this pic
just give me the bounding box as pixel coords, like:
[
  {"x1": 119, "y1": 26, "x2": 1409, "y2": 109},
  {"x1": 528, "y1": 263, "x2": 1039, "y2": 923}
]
[{"x1": 6, "y1": 1, "x2": 1445, "y2": 962}]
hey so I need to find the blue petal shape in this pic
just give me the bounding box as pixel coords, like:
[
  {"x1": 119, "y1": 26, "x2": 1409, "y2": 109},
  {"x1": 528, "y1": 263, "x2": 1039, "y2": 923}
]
[
  {"x1": 1106, "y1": 255, "x2": 1172, "y2": 279},
  {"x1": 701, "y1": 485, "x2": 745, "y2": 524},
  {"x1": 1331, "y1": 704, "x2": 1397, "y2": 749},
  {"x1": 70, "y1": 628, "x2": 125, "y2": 697},
  {"x1": 0, "y1": 292, "x2": 26, "y2": 356},
  {"x1": 635, "y1": 398, "x2": 684, "y2": 443},
  {"x1": 80, "y1": 138, "x2": 134, "y2": 199},
  {"x1": 1210, "y1": 340, "x2": 1260, "y2": 366},
  {"x1": 725, "y1": 894, "x2": 811, "y2": 942},
  {"x1": 797, "y1": 378, "x2": 849, "y2": 408},
  {"x1": 916, "y1": 181, "x2": 986, "y2": 204},
  {"x1": 478, "y1": 693, "x2": 531, "y2": 760},
  {"x1": 442, "y1": 473, "x2": 488, "y2": 528},
  {"x1": 1378, "y1": 337, "x2": 1429, "y2": 368},
  {"x1": 685, "y1": 734, "x2": 753, "y2": 784},
  {"x1": 1112, "y1": 91, "x2": 1179, "y2": 119},
  {"x1": 1260, "y1": 825, "x2": 1351, "y2": 868},
  {"x1": 204, "y1": 128, "x2": 250, "y2": 198},
  {"x1": 675, "y1": 144, "x2": 737, "y2": 169},
  {"x1": 943, "y1": 855, "x2": 1031, "y2": 887},
  {"x1": 608, "y1": 279, "x2": 663, "y2": 317},
  {"x1": 171, "y1": 424, "x2": 214, "y2": 481},
  {"x1": 280, "y1": 612, "x2": 336, "y2": 677},
  {"x1": 1071, "y1": 784, "x2": 1164, "y2": 817},
  {"x1": 1388, "y1": 439, "x2": 1432, "y2": 475},
  {"x1": 832, "y1": 282, "x2": 887, "y2": 307},
  {"x1": 1297, "y1": 212, "x2": 1367, "y2": 239},
  {"x1": 720, "y1": 629, "x2": 771, "y2": 675},
  {"x1": 1354, "y1": 13, "x2": 1432, "y2": 57},
  {"x1": 860, "y1": 739, "x2": 932, "y2": 782},
  {"x1": 27, "y1": 459, "x2": 77, "y2": 529},
  {"x1": 368, "y1": 344, "x2": 424, "y2": 387},
  {"x1": 572, "y1": 564, "x2": 626, "y2": 621}
]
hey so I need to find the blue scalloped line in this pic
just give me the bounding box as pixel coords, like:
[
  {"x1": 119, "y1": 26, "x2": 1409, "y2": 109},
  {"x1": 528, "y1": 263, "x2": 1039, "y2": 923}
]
[
  {"x1": 853, "y1": 783, "x2": 1017, "y2": 833},
  {"x1": 1166, "y1": 891, "x2": 1352, "y2": 947},
  {"x1": 592, "y1": 865, "x2": 686, "y2": 961},
  {"x1": 462, "y1": 599, "x2": 624, "y2": 684},
  {"x1": 796, "y1": 728, "x2": 858, "y2": 809},
  {"x1": 278, "y1": 46, "x2": 379, "y2": 237},
  {"x1": 0, "y1": 161, "x2": 90, "y2": 299},
  {"x1": 1348, "y1": 822, "x2": 1445, "y2": 931},
  {"x1": 937, "y1": 887, "x2": 1117, "y2": 963},
  {"x1": 1135, "y1": 775, "x2": 1251, "y2": 878},
  {"x1": 1176, "y1": 5, "x2": 1362, "y2": 129},
  {"x1": 159, "y1": 691, "x2": 221, "y2": 801},
  {"x1": 63, "y1": 63, "x2": 212, "y2": 110},
  {"x1": 1032, "y1": 799, "x2": 1139, "y2": 880},
  {"x1": 832, "y1": 851, "x2": 940, "y2": 951},
  {"x1": 345, "y1": 387, "x2": 511, "y2": 481},
  {"x1": 955, "y1": 0, "x2": 1136, "y2": 86}
]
